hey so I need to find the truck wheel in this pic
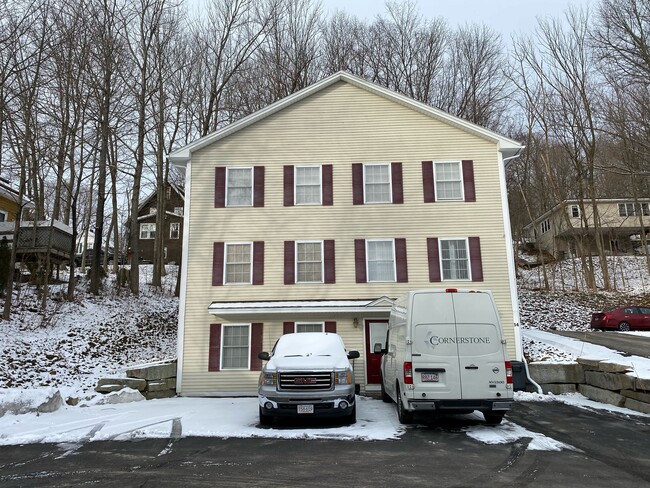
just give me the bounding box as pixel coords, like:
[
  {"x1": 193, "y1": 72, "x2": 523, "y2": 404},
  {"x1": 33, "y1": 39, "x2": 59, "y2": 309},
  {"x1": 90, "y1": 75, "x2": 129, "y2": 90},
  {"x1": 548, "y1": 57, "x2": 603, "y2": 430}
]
[
  {"x1": 380, "y1": 380, "x2": 391, "y2": 403},
  {"x1": 259, "y1": 407, "x2": 274, "y2": 426},
  {"x1": 483, "y1": 412, "x2": 505, "y2": 425},
  {"x1": 396, "y1": 384, "x2": 413, "y2": 424},
  {"x1": 345, "y1": 403, "x2": 357, "y2": 424}
]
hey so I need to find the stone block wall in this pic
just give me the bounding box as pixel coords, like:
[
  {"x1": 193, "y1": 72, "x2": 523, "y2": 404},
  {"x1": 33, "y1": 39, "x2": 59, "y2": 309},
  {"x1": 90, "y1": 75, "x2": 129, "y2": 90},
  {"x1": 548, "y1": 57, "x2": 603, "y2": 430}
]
[
  {"x1": 95, "y1": 360, "x2": 177, "y2": 400},
  {"x1": 528, "y1": 359, "x2": 650, "y2": 414}
]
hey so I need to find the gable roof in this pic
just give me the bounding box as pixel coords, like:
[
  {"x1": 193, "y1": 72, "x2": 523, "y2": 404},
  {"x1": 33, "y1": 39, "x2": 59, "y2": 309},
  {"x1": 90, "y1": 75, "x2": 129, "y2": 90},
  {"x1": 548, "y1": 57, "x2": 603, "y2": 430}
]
[
  {"x1": 137, "y1": 180, "x2": 184, "y2": 213},
  {"x1": 168, "y1": 71, "x2": 523, "y2": 166}
]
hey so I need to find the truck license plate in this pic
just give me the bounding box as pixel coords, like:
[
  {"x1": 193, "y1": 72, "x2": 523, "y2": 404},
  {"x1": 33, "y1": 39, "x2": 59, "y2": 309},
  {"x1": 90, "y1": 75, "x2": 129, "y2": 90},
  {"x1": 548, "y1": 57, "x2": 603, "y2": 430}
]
[
  {"x1": 421, "y1": 373, "x2": 439, "y2": 382},
  {"x1": 297, "y1": 404, "x2": 314, "y2": 414}
]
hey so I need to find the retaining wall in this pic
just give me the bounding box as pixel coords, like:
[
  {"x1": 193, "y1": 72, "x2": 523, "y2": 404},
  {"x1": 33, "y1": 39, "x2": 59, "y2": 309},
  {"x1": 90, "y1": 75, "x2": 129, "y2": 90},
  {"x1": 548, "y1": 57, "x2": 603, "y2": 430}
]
[
  {"x1": 528, "y1": 358, "x2": 650, "y2": 414},
  {"x1": 95, "y1": 360, "x2": 177, "y2": 400}
]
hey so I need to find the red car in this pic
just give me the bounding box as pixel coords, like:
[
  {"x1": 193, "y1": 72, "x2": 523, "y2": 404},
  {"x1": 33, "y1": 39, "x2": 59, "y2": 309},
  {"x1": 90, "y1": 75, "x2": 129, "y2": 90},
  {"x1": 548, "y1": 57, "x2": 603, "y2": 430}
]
[{"x1": 590, "y1": 306, "x2": 650, "y2": 331}]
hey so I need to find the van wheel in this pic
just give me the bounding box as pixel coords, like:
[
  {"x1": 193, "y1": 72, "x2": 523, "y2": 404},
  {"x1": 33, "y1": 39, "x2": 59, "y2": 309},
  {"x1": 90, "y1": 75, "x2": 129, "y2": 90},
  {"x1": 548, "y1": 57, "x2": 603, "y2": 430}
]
[
  {"x1": 396, "y1": 384, "x2": 413, "y2": 424},
  {"x1": 259, "y1": 407, "x2": 274, "y2": 426},
  {"x1": 380, "y1": 380, "x2": 391, "y2": 403},
  {"x1": 483, "y1": 412, "x2": 505, "y2": 425}
]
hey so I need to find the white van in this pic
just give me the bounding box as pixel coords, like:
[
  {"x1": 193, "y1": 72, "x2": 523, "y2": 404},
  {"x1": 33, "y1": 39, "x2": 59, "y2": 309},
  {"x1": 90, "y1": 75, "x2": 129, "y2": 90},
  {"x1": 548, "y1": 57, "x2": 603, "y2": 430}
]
[{"x1": 378, "y1": 288, "x2": 513, "y2": 425}]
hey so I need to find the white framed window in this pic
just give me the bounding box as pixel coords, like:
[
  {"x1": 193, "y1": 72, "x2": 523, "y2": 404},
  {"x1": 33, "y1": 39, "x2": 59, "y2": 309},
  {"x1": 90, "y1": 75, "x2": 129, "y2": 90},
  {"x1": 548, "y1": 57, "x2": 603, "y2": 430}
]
[
  {"x1": 619, "y1": 202, "x2": 650, "y2": 217},
  {"x1": 296, "y1": 241, "x2": 323, "y2": 283},
  {"x1": 439, "y1": 238, "x2": 470, "y2": 280},
  {"x1": 173, "y1": 206, "x2": 183, "y2": 216},
  {"x1": 224, "y1": 242, "x2": 252, "y2": 284},
  {"x1": 0, "y1": 211, "x2": 7, "y2": 222},
  {"x1": 434, "y1": 161, "x2": 463, "y2": 200},
  {"x1": 540, "y1": 219, "x2": 551, "y2": 234},
  {"x1": 366, "y1": 239, "x2": 396, "y2": 282},
  {"x1": 570, "y1": 205, "x2": 580, "y2": 218},
  {"x1": 226, "y1": 167, "x2": 253, "y2": 206},
  {"x1": 221, "y1": 324, "x2": 250, "y2": 370},
  {"x1": 140, "y1": 223, "x2": 156, "y2": 239},
  {"x1": 295, "y1": 165, "x2": 322, "y2": 205},
  {"x1": 170, "y1": 222, "x2": 180, "y2": 239},
  {"x1": 364, "y1": 163, "x2": 392, "y2": 203},
  {"x1": 295, "y1": 322, "x2": 325, "y2": 333}
]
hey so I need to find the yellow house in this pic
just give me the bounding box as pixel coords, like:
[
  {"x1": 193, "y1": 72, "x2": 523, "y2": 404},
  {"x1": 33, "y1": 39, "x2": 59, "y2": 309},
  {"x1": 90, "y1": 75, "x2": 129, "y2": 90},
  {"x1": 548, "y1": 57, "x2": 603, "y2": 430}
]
[
  {"x1": 0, "y1": 178, "x2": 25, "y2": 222},
  {"x1": 168, "y1": 72, "x2": 524, "y2": 396}
]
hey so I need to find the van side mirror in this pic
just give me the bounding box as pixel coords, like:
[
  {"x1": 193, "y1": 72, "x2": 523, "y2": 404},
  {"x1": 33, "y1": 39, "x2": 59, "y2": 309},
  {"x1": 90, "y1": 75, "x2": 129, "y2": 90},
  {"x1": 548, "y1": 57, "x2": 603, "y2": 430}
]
[
  {"x1": 258, "y1": 352, "x2": 270, "y2": 361},
  {"x1": 373, "y1": 343, "x2": 387, "y2": 354},
  {"x1": 347, "y1": 350, "x2": 360, "y2": 360}
]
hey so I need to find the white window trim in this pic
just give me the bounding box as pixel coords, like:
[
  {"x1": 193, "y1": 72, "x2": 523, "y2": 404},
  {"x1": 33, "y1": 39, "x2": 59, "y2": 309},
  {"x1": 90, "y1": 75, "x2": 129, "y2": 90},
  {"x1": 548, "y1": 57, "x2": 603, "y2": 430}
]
[
  {"x1": 438, "y1": 237, "x2": 472, "y2": 281},
  {"x1": 223, "y1": 241, "x2": 253, "y2": 285},
  {"x1": 225, "y1": 166, "x2": 253, "y2": 207},
  {"x1": 295, "y1": 240, "x2": 324, "y2": 283},
  {"x1": 363, "y1": 163, "x2": 393, "y2": 204},
  {"x1": 170, "y1": 222, "x2": 180, "y2": 239},
  {"x1": 541, "y1": 219, "x2": 551, "y2": 234},
  {"x1": 433, "y1": 161, "x2": 465, "y2": 201},
  {"x1": 140, "y1": 223, "x2": 156, "y2": 240},
  {"x1": 569, "y1": 205, "x2": 580, "y2": 218},
  {"x1": 294, "y1": 322, "x2": 325, "y2": 333},
  {"x1": 220, "y1": 323, "x2": 251, "y2": 370},
  {"x1": 0, "y1": 210, "x2": 8, "y2": 222},
  {"x1": 294, "y1": 165, "x2": 322, "y2": 205},
  {"x1": 365, "y1": 238, "x2": 397, "y2": 283}
]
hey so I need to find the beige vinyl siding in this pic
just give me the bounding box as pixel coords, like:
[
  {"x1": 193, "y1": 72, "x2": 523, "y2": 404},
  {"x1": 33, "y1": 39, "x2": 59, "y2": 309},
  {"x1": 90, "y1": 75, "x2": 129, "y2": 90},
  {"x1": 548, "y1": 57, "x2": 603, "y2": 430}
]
[{"x1": 180, "y1": 81, "x2": 516, "y2": 393}]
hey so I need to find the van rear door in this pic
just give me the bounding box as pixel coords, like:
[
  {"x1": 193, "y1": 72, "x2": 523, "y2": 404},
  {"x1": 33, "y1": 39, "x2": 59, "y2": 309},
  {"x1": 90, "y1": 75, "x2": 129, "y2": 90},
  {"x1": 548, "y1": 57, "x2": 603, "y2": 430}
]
[
  {"x1": 452, "y1": 292, "x2": 508, "y2": 399},
  {"x1": 410, "y1": 292, "x2": 462, "y2": 399}
]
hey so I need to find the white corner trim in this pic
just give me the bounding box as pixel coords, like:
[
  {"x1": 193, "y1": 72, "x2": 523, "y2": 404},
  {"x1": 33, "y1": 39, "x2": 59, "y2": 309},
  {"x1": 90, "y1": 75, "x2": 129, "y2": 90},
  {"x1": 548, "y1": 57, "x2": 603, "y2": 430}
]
[
  {"x1": 176, "y1": 161, "x2": 192, "y2": 392},
  {"x1": 497, "y1": 151, "x2": 523, "y2": 361}
]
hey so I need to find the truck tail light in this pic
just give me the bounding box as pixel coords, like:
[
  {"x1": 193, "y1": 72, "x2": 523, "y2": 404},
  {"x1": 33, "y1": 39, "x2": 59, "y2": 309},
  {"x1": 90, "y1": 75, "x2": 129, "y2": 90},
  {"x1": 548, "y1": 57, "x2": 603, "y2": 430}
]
[
  {"x1": 505, "y1": 361, "x2": 513, "y2": 384},
  {"x1": 445, "y1": 288, "x2": 458, "y2": 293},
  {"x1": 404, "y1": 362, "x2": 413, "y2": 384}
]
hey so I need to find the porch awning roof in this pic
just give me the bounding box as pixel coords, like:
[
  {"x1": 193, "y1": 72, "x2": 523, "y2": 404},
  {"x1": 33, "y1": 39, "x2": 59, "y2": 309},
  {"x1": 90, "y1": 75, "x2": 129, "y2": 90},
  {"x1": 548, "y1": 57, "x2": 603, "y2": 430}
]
[{"x1": 207, "y1": 297, "x2": 395, "y2": 321}]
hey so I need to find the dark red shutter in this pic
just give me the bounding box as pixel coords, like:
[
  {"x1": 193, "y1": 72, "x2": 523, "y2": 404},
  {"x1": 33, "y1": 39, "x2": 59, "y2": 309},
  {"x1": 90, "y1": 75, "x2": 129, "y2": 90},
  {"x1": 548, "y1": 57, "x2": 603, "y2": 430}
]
[
  {"x1": 212, "y1": 242, "x2": 224, "y2": 286},
  {"x1": 324, "y1": 239, "x2": 335, "y2": 284},
  {"x1": 354, "y1": 239, "x2": 367, "y2": 283},
  {"x1": 252, "y1": 241, "x2": 264, "y2": 285},
  {"x1": 352, "y1": 163, "x2": 363, "y2": 205},
  {"x1": 462, "y1": 160, "x2": 476, "y2": 202},
  {"x1": 325, "y1": 321, "x2": 337, "y2": 333},
  {"x1": 427, "y1": 238, "x2": 441, "y2": 282},
  {"x1": 250, "y1": 323, "x2": 264, "y2": 371},
  {"x1": 322, "y1": 164, "x2": 333, "y2": 205},
  {"x1": 422, "y1": 161, "x2": 435, "y2": 203},
  {"x1": 283, "y1": 322, "x2": 294, "y2": 334},
  {"x1": 469, "y1": 236, "x2": 484, "y2": 281},
  {"x1": 215, "y1": 167, "x2": 226, "y2": 208},
  {"x1": 208, "y1": 323, "x2": 221, "y2": 371},
  {"x1": 284, "y1": 165, "x2": 294, "y2": 206},
  {"x1": 284, "y1": 241, "x2": 295, "y2": 284},
  {"x1": 254, "y1": 166, "x2": 265, "y2": 207},
  {"x1": 391, "y1": 162, "x2": 403, "y2": 204},
  {"x1": 395, "y1": 238, "x2": 408, "y2": 283}
]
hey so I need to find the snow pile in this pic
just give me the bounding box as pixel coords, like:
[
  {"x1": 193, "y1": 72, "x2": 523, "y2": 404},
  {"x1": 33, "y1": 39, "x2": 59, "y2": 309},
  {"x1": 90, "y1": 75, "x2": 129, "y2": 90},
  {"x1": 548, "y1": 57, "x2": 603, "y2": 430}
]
[
  {"x1": 0, "y1": 265, "x2": 178, "y2": 398},
  {"x1": 0, "y1": 387, "x2": 64, "y2": 416}
]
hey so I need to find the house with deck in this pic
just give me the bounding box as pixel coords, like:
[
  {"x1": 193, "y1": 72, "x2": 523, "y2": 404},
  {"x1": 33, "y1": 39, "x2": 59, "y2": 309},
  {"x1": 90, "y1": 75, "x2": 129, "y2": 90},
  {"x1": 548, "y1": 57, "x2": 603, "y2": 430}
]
[
  {"x1": 524, "y1": 198, "x2": 650, "y2": 259},
  {"x1": 168, "y1": 71, "x2": 524, "y2": 396}
]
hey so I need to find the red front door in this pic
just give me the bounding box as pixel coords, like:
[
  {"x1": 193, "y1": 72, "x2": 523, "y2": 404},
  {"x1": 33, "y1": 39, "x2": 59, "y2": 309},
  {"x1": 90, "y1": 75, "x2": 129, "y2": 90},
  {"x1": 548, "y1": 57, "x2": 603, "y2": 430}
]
[{"x1": 365, "y1": 320, "x2": 388, "y2": 384}]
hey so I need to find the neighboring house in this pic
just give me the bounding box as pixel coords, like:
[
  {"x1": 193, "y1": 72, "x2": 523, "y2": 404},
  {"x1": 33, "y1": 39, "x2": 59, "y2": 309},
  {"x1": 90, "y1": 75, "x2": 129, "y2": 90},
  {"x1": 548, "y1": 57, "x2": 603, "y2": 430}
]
[
  {"x1": 524, "y1": 199, "x2": 650, "y2": 259},
  {"x1": 0, "y1": 178, "x2": 31, "y2": 222},
  {"x1": 136, "y1": 182, "x2": 184, "y2": 264},
  {"x1": 168, "y1": 71, "x2": 524, "y2": 396}
]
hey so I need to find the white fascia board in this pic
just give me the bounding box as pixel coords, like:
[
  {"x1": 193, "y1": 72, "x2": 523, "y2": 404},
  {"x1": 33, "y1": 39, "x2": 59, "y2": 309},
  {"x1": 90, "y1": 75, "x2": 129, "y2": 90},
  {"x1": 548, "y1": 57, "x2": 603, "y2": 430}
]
[{"x1": 168, "y1": 71, "x2": 524, "y2": 167}]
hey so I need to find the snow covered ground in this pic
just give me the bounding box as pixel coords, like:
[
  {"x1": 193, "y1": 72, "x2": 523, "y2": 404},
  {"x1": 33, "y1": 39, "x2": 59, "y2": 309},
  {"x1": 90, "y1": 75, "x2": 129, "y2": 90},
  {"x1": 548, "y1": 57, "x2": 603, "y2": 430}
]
[{"x1": 0, "y1": 258, "x2": 649, "y2": 449}]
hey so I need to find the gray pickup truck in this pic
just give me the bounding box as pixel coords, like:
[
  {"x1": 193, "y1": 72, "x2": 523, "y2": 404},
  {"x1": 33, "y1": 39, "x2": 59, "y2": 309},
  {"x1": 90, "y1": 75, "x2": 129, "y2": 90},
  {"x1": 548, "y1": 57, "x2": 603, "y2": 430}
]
[{"x1": 257, "y1": 332, "x2": 360, "y2": 425}]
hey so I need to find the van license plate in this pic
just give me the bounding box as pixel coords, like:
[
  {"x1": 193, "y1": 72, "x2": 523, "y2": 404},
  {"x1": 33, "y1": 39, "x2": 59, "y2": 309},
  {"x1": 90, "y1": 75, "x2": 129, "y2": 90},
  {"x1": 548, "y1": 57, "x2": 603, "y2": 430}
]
[
  {"x1": 297, "y1": 404, "x2": 314, "y2": 414},
  {"x1": 421, "y1": 373, "x2": 439, "y2": 382}
]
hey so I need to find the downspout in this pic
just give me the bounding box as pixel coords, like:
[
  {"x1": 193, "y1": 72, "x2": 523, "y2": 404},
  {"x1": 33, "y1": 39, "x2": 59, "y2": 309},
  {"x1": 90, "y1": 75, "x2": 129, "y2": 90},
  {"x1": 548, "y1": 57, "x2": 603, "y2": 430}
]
[{"x1": 500, "y1": 148, "x2": 543, "y2": 394}]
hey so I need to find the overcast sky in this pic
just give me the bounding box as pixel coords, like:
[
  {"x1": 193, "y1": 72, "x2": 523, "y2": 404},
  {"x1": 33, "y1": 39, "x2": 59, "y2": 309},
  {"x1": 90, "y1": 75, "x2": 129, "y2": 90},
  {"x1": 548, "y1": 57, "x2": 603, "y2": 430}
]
[{"x1": 320, "y1": 0, "x2": 595, "y2": 39}]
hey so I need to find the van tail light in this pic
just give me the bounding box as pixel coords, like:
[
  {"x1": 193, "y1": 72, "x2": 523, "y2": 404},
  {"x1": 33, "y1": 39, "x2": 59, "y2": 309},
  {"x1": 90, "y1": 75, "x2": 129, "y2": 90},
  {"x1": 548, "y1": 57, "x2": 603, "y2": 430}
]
[
  {"x1": 404, "y1": 362, "x2": 413, "y2": 384},
  {"x1": 505, "y1": 361, "x2": 513, "y2": 384}
]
